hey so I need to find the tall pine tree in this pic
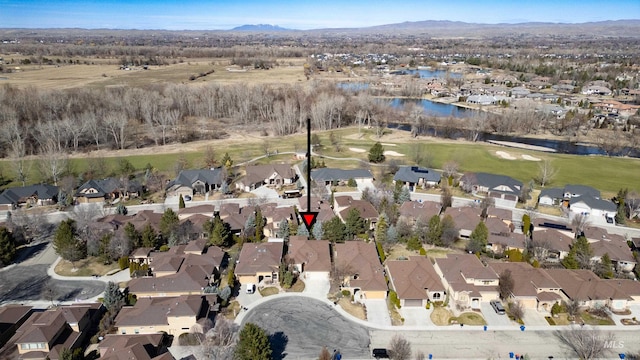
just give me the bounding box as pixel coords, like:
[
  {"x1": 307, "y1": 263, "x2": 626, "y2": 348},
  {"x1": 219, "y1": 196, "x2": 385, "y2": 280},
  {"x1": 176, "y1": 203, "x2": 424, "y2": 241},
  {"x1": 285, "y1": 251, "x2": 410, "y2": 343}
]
[{"x1": 234, "y1": 323, "x2": 272, "y2": 360}]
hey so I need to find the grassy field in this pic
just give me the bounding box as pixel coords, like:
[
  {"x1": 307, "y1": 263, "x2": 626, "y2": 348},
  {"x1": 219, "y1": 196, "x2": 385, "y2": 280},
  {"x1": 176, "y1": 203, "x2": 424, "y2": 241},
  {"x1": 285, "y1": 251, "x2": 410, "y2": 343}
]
[
  {"x1": 258, "y1": 286, "x2": 279, "y2": 297},
  {"x1": 580, "y1": 311, "x2": 615, "y2": 325},
  {"x1": 54, "y1": 256, "x2": 120, "y2": 276},
  {"x1": 1, "y1": 127, "x2": 638, "y2": 196}
]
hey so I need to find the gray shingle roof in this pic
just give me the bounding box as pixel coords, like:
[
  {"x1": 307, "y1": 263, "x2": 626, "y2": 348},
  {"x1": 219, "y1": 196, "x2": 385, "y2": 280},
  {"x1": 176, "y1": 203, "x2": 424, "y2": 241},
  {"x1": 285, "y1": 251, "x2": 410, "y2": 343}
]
[
  {"x1": 394, "y1": 166, "x2": 441, "y2": 184},
  {"x1": 166, "y1": 169, "x2": 223, "y2": 190},
  {"x1": 539, "y1": 187, "x2": 564, "y2": 199},
  {"x1": 564, "y1": 185, "x2": 601, "y2": 198},
  {"x1": 311, "y1": 168, "x2": 373, "y2": 182},
  {"x1": 0, "y1": 184, "x2": 59, "y2": 205},
  {"x1": 570, "y1": 195, "x2": 617, "y2": 212}
]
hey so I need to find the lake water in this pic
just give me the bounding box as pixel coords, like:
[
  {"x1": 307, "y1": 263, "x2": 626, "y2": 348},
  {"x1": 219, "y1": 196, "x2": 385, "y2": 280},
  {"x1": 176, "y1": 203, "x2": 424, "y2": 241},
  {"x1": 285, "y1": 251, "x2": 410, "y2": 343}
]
[
  {"x1": 388, "y1": 98, "x2": 473, "y2": 118},
  {"x1": 389, "y1": 69, "x2": 462, "y2": 79}
]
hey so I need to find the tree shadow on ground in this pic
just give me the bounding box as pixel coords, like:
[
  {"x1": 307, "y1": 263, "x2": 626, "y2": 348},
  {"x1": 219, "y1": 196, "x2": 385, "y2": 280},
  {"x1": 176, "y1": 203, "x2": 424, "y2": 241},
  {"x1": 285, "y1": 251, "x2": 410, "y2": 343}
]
[{"x1": 269, "y1": 331, "x2": 288, "y2": 360}]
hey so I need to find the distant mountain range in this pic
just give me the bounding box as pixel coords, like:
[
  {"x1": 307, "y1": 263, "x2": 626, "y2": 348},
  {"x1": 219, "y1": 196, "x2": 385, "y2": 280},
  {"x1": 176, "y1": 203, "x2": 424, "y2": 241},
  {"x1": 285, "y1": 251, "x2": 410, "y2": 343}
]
[
  {"x1": 231, "y1": 24, "x2": 292, "y2": 31},
  {"x1": 225, "y1": 20, "x2": 640, "y2": 37}
]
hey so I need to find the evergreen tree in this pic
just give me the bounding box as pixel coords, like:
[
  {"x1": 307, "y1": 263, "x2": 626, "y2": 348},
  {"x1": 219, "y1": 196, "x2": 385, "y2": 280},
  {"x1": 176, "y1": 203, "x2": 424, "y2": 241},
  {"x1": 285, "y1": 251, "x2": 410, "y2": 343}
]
[
  {"x1": 368, "y1": 142, "x2": 386, "y2": 163},
  {"x1": 561, "y1": 250, "x2": 580, "y2": 269},
  {"x1": 221, "y1": 152, "x2": 233, "y2": 170},
  {"x1": 141, "y1": 224, "x2": 158, "y2": 248},
  {"x1": 597, "y1": 253, "x2": 615, "y2": 279},
  {"x1": 323, "y1": 216, "x2": 346, "y2": 243},
  {"x1": 124, "y1": 222, "x2": 141, "y2": 248},
  {"x1": 178, "y1": 194, "x2": 185, "y2": 209},
  {"x1": 234, "y1": 323, "x2": 272, "y2": 360},
  {"x1": 426, "y1": 215, "x2": 442, "y2": 245},
  {"x1": 103, "y1": 281, "x2": 124, "y2": 313},
  {"x1": 289, "y1": 220, "x2": 298, "y2": 237},
  {"x1": 116, "y1": 203, "x2": 128, "y2": 215},
  {"x1": 312, "y1": 220, "x2": 323, "y2": 240},
  {"x1": 0, "y1": 227, "x2": 17, "y2": 266},
  {"x1": 440, "y1": 214, "x2": 459, "y2": 247},
  {"x1": 398, "y1": 186, "x2": 411, "y2": 204},
  {"x1": 159, "y1": 208, "x2": 179, "y2": 240},
  {"x1": 467, "y1": 221, "x2": 489, "y2": 253},
  {"x1": 375, "y1": 213, "x2": 389, "y2": 244},
  {"x1": 386, "y1": 225, "x2": 398, "y2": 245},
  {"x1": 210, "y1": 215, "x2": 231, "y2": 247},
  {"x1": 254, "y1": 207, "x2": 265, "y2": 242},
  {"x1": 345, "y1": 208, "x2": 365, "y2": 239},
  {"x1": 276, "y1": 219, "x2": 290, "y2": 241},
  {"x1": 53, "y1": 219, "x2": 86, "y2": 267},
  {"x1": 296, "y1": 223, "x2": 309, "y2": 237},
  {"x1": 572, "y1": 235, "x2": 594, "y2": 269},
  {"x1": 244, "y1": 213, "x2": 256, "y2": 240}
]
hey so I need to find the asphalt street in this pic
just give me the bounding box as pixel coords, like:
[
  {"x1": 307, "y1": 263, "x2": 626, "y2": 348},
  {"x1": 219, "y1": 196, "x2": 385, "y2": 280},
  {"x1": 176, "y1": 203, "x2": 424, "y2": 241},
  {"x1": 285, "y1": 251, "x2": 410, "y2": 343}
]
[
  {"x1": 241, "y1": 296, "x2": 371, "y2": 359},
  {"x1": 0, "y1": 242, "x2": 105, "y2": 306}
]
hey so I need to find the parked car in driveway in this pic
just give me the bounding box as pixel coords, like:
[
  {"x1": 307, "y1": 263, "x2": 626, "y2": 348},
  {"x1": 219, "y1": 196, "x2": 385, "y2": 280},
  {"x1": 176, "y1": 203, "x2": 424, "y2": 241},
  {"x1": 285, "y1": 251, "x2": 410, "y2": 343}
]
[
  {"x1": 372, "y1": 348, "x2": 389, "y2": 358},
  {"x1": 490, "y1": 300, "x2": 506, "y2": 315},
  {"x1": 246, "y1": 283, "x2": 256, "y2": 294}
]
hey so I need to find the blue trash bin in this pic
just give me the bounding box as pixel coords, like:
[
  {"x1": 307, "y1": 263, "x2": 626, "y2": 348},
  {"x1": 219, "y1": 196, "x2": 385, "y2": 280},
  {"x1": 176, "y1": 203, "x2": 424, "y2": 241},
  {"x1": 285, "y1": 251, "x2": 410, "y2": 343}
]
[
  {"x1": 619, "y1": 354, "x2": 626, "y2": 359},
  {"x1": 428, "y1": 354, "x2": 432, "y2": 360},
  {"x1": 520, "y1": 325, "x2": 525, "y2": 331},
  {"x1": 509, "y1": 352, "x2": 514, "y2": 358},
  {"x1": 483, "y1": 325, "x2": 487, "y2": 331}
]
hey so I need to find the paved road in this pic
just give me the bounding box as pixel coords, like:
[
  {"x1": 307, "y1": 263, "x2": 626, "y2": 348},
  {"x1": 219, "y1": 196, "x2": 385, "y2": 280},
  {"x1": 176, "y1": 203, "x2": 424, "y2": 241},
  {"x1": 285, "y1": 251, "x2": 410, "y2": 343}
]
[
  {"x1": 241, "y1": 296, "x2": 371, "y2": 359},
  {"x1": 370, "y1": 328, "x2": 640, "y2": 359}
]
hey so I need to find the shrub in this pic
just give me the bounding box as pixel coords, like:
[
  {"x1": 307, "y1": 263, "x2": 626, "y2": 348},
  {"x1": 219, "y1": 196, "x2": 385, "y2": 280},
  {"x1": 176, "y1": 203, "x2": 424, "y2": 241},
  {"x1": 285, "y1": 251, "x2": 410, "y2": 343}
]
[
  {"x1": 389, "y1": 290, "x2": 401, "y2": 309},
  {"x1": 426, "y1": 302, "x2": 431, "y2": 309},
  {"x1": 376, "y1": 241, "x2": 386, "y2": 262},
  {"x1": 118, "y1": 256, "x2": 129, "y2": 270},
  {"x1": 159, "y1": 244, "x2": 169, "y2": 252},
  {"x1": 341, "y1": 289, "x2": 351, "y2": 297},
  {"x1": 551, "y1": 302, "x2": 563, "y2": 316},
  {"x1": 419, "y1": 248, "x2": 426, "y2": 256}
]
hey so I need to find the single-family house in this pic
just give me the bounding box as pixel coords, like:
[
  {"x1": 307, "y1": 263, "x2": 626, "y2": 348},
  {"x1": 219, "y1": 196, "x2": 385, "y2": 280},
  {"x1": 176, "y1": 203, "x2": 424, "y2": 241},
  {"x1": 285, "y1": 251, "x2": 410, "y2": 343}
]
[
  {"x1": 75, "y1": 177, "x2": 143, "y2": 204},
  {"x1": 539, "y1": 184, "x2": 601, "y2": 207},
  {"x1": 398, "y1": 200, "x2": 441, "y2": 225},
  {"x1": 0, "y1": 184, "x2": 59, "y2": 211},
  {"x1": 0, "y1": 305, "x2": 32, "y2": 349},
  {"x1": 386, "y1": 256, "x2": 446, "y2": 307},
  {"x1": 98, "y1": 333, "x2": 174, "y2": 360},
  {"x1": 460, "y1": 172, "x2": 522, "y2": 205},
  {"x1": 546, "y1": 269, "x2": 631, "y2": 311},
  {"x1": 488, "y1": 232, "x2": 527, "y2": 254},
  {"x1": 488, "y1": 262, "x2": 563, "y2": 311},
  {"x1": 569, "y1": 195, "x2": 617, "y2": 223},
  {"x1": 165, "y1": 168, "x2": 224, "y2": 198},
  {"x1": 178, "y1": 204, "x2": 215, "y2": 220},
  {"x1": 531, "y1": 228, "x2": 573, "y2": 262},
  {"x1": 334, "y1": 241, "x2": 387, "y2": 301},
  {"x1": 442, "y1": 207, "x2": 481, "y2": 238},
  {"x1": 335, "y1": 197, "x2": 379, "y2": 231},
  {"x1": 115, "y1": 295, "x2": 210, "y2": 336},
  {"x1": 235, "y1": 241, "x2": 284, "y2": 285},
  {"x1": 287, "y1": 239, "x2": 331, "y2": 281},
  {"x1": 393, "y1": 166, "x2": 441, "y2": 191},
  {"x1": 311, "y1": 168, "x2": 374, "y2": 189},
  {"x1": 298, "y1": 196, "x2": 336, "y2": 224},
  {"x1": 433, "y1": 254, "x2": 499, "y2": 310},
  {"x1": 236, "y1": 164, "x2": 297, "y2": 192}
]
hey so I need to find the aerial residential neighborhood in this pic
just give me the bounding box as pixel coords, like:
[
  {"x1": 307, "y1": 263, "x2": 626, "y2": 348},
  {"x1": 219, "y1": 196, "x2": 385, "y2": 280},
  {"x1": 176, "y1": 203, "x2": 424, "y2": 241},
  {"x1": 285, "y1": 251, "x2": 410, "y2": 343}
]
[{"x1": 1, "y1": 3, "x2": 640, "y2": 359}]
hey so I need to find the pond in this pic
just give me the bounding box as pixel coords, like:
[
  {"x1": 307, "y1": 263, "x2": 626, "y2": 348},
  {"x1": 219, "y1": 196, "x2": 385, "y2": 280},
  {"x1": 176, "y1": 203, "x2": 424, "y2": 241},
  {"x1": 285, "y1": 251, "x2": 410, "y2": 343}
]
[
  {"x1": 389, "y1": 68, "x2": 463, "y2": 79},
  {"x1": 388, "y1": 98, "x2": 473, "y2": 118}
]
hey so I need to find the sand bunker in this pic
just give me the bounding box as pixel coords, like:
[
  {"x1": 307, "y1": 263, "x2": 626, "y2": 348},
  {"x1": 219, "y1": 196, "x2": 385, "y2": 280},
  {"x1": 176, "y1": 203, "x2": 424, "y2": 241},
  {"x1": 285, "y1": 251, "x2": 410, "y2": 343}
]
[
  {"x1": 496, "y1": 151, "x2": 517, "y2": 160},
  {"x1": 522, "y1": 154, "x2": 542, "y2": 161},
  {"x1": 349, "y1": 147, "x2": 366, "y2": 153},
  {"x1": 384, "y1": 150, "x2": 405, "y2": 157}
]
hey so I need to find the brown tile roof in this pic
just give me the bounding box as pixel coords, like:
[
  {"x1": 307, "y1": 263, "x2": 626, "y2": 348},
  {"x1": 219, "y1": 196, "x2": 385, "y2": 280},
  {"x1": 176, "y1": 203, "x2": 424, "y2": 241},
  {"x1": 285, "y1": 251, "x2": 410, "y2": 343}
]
[
  {"x1": 115, "y1": 295, "x2": 205, "y2": 327},
  {"x1": 488, "y1": 232, "x2": 527, "y2": 250},
  {"x1": 488, "y1": 262, "x2": 560, "y2": 297},
  {"x1": 128, "y1": 262, "x2": 213, "y2": 294},
  {"x1": 583, "y1": 226, "x2": 625, "y2": 242},
  {"x1": 546, "y1": 269, "x2": 631, "y2": 301},
  {"x1": 338, "y1": 200, "x2": 379, "y2": 221},
  {"x1": 334, "y1": 241, "x2": 387, "y2": 292},
  {"x1": 434, "y1": 254, "x2": 498, "y2": 294},
  {"x1": 531, "y1": 228, "x2": 572, "y2": 253},
  {"x1": 130, "y1": 247, "x2": 154, "y2": 259},
  {"x1": 398, "y1": 201, "x2": 441, "y2": 222},
  {"x1": 99, "y1": 334, "x2": 164, "y2": 359},
  {"x1": 485, "y1": 217, "x2": 510, "y2": 235},
  {"x1": 0, "y1": 305, "x2": 32, "y2": 325},
  {"x1": 102, "y1": 342, "x2": 156, "y2": 360},
  {"x1": 486, "y1": 207, "x2": 512, "y2": 221},
  {"x1": 235, "y1": 242, "x2": 284, "y2": 276},
  {"x1": 16, "y1": 311, "x2": 67, "y2": 345},
  {"x1": 442, "y1": 207, "x2": 481, "y2": 231},
  {"x1": 604, "y1": 279, "x2": 640, "y2": 297},
  {"x1": 287, "y1": 239, "x2": 331, "y2": 272},
  {"x1": 386, "y1": 256, "x2": 444, "y2": 300},
  {"x1": 591, "y1": 240, "x2": 635, "y2": 263},
  {"x1": 242, "y1": 164, "x2": 295, "y2": 186},
  {"x1": 218, "y1": 203, "x2": 240, "y2": 218},
  {"x1": 183, "y1": 238, "x2": 207, "y2": 254},
  {"x1": 178, "y1": 204, "x2": 215, "y2": 217}
]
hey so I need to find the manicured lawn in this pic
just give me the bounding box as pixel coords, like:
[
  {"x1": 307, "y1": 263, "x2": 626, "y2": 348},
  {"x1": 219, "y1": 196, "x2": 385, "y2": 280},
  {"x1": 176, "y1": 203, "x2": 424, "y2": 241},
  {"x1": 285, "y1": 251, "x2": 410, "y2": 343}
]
[
  {"x1": 258, "y1": 286, "x2": 279, "y2": 297},
  {"x1": 430, "y1": 306, "x2": 453, "y2": 326}
]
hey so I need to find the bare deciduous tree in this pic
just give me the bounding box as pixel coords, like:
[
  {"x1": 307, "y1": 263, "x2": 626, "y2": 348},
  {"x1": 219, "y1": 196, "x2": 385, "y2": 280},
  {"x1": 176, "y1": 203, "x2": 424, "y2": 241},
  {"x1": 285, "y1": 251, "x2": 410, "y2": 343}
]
[
  {"x1": 442, "y1": 161, "x2": 459, "y2": 179},
  {"x1": 202, "y1": 316, "x2": 238, "y2": 360},
  {"x1": 508, "y1": 300, "x2": 524, "y2": 322},
  {"x1": 37, "y1": 140, "x2": 68, "y2": 186},
  {"x1": 103, "y1": 111, "x2": 129, "y2": 150},
  {"x1": 554, "y1": 327, "x2": 614, "y2": 360},
  {"x1": 536, "y1": 159, "x2": 558, "y2": 187},
  {"x1": 1, "y1": 116, "x2": 30, "y2": 186},
  {"x1": 570, "y1": 214, "x2": 590, "y2": 237},
  {"x1": 388, "y1": 334, "x2": 412, "y2": 360}
]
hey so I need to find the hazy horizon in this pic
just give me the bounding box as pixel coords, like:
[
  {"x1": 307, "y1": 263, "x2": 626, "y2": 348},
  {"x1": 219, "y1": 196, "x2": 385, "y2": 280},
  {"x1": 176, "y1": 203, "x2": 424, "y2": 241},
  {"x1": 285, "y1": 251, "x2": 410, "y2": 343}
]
[{"x1": 0, "y1": 0, "x2": 638, "y2": 31}]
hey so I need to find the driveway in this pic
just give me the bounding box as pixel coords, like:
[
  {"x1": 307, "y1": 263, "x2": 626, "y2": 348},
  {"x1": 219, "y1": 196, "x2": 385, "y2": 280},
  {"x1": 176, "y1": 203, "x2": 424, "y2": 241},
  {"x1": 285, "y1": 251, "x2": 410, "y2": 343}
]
[
  {"x1": 235, "y1": 283, "x2": 262, "y2": 308},
  {"x1": 522, "y1": 308, "x2": 550, "y2": 327},
  {"x1": 363, "y1": 299, "x2": 391, "y2": 326},
  {"x1": 480, "y1": 302, "x2": 514, "y2": 327},
  {"x1": 400, "y1": 306, "x2": 434, "y2": 326},
  {"x1": 301, "y1": 275, "x2": 330, "y2": 300},
  {"x1": 242, "y1": 296, "x2": 371, "y2": 359},
  {"x1": 251, "y1": 186, "x2": 279, "y2": 199}
]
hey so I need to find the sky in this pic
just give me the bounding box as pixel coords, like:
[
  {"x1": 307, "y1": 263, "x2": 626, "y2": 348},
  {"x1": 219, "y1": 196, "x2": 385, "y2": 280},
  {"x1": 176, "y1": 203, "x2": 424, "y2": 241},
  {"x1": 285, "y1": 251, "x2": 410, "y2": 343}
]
[{"x1": 0, "y1": 0, "x2": 639, "y2": 30}]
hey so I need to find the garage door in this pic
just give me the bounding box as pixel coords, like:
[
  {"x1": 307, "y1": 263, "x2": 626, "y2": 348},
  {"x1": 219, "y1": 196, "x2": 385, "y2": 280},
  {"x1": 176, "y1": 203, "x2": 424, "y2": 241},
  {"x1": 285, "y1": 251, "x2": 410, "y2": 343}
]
[{"x1": 404, "y1": 299, "x2": 423, "y2": 307}]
